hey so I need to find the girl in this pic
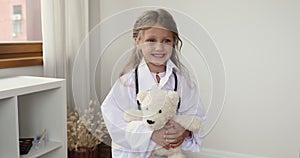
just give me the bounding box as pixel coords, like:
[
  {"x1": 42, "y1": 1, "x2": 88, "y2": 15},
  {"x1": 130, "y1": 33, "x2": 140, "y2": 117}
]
[{"x1": 101, "y1": 9, "x2": 206, "y2": 158}]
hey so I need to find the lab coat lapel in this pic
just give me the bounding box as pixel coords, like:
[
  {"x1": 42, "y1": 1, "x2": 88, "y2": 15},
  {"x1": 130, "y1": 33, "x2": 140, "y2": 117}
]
[
  {"x1": 137, "y1": 59, "x2": 179, "y2": 90},
  {"x1": 138, "y1": 60, "x2": 157, "y2": 91},
  {"x1": 158, "y1": 60, "x2": 178, "y2": 89}
]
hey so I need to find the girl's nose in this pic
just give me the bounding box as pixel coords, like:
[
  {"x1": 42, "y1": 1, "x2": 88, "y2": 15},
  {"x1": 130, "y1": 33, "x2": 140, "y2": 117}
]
[{"x1": 154, "y1": 43, "x2": 164, "y2": 51}]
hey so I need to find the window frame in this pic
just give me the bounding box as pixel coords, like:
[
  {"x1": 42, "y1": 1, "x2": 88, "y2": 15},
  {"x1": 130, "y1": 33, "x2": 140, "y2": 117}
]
[{"x1": 0, "y1": 42, "x2": 43, "y2": 69}]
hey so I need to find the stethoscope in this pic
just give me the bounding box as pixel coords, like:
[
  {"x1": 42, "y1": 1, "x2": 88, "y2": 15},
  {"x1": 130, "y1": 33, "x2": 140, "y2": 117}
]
[{"x1": 135, "y1": 67, "x2": 180, "y2": 111}]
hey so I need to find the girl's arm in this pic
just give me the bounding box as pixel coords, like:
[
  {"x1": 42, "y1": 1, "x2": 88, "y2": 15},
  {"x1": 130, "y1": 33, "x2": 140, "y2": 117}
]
[
  {"x1": 101, "y1": 80, "x2": 156, "y2": 154},
  {"x1": 169, "y1": 78, "x2": 206, "y2": 152}
]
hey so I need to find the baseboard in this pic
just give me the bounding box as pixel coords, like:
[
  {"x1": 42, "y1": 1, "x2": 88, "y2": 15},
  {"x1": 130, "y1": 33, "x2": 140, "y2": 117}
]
[{"x1": 184, "y1": 148, "x2": 268, "y2": 158}]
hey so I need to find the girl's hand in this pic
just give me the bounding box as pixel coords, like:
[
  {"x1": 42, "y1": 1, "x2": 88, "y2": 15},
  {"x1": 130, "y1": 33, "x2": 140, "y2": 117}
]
[
  {"x1": 168, "y1": 130, "x2": 191, "y2": 148},
  {"x1": 164, "y1": 120, "x2": 191, "y2": 148},
  {"x1": 151, "y1": 128, "x2": 170, "y2": 150}
]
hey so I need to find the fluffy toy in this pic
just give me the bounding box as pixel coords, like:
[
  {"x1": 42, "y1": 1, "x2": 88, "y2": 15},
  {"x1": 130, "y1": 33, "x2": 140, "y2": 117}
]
[{"x1": 124, "y1": 87, "x2": 202, "y2": 158}]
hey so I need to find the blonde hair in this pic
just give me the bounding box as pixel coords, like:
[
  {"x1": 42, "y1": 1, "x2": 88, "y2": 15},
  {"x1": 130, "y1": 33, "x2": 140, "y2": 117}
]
[{"x1": 120, "y1": 9, "x2": 186, "y2": 76}]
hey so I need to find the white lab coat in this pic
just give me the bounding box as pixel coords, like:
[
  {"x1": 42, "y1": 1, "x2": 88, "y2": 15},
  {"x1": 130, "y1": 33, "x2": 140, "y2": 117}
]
[{"x1": 101, "y1": 59, "x2": 206, "y2": 158}]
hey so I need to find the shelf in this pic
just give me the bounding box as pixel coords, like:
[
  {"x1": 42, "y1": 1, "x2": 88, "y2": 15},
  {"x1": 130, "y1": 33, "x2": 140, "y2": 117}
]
[
  {"x1": 0, "y1": 76, "x2": 64, "y2": 100},
  {"x1": 21, "y1": 141, "x2": 63, "y2": 158},
  {"x1": 0, "y1": 76, "x2": 67, "y2": 158}
]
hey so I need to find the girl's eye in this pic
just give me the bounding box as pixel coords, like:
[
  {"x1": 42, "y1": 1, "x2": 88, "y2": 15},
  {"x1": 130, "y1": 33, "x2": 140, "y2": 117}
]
[
  {"x1": 163, "y1": 39, "x2": 172, "y2": 43},
  {"x1": 158, "y1": 110, "x2": 162, "y2": 113},
  {"x1": 146, "y1": 39, "x2": 156, "y2": 42}
]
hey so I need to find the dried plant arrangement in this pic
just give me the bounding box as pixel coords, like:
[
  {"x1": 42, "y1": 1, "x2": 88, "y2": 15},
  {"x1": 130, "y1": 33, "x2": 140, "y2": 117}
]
[{"x1": 67, "y1": 100, "x2": 109, "y2": 152}]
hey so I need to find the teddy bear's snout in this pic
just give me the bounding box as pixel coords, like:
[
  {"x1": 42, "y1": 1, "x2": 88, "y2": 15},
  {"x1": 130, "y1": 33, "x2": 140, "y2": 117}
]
[{"x1": 147, "y1": 120, "x2": 155, "y2": 125}]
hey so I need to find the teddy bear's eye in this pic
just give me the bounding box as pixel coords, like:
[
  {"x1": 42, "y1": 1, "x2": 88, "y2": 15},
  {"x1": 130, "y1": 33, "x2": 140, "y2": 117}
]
[
  {"x1": 146, "y1": 107, "x2": 148, "y2": 110},
  {"x1": 158, "y1": 109, "x2": 162, "y2": 113}
]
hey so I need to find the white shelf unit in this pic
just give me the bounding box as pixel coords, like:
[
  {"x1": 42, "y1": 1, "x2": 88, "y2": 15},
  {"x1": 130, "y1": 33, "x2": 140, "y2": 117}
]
[{"x1": 0, "y1": 76, "x2": 67, "y2": 158}]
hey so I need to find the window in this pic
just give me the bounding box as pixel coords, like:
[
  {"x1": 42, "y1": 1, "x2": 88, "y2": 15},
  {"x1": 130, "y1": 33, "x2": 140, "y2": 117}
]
[
  {"x1": 13, "y1": 21, "x2": 23, "y2": 35},
  {"x1": 12, "y1": 5, "x2": 23, "y2": 36},
  {"x1": 0, "y1": 0, "x2": 43, "y2": 69},
  {"x1": 13, "y1": 5, "x2": 22, "y2": 15}
]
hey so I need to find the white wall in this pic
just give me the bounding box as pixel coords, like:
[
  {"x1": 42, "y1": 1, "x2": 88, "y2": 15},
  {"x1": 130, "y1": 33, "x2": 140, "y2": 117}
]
[
  {"x1": 97, "y1": 0, "x2": 300, "y2": 158},
  {"x1": 0, "y1": 66, "x2": 43, "y2": 78}
]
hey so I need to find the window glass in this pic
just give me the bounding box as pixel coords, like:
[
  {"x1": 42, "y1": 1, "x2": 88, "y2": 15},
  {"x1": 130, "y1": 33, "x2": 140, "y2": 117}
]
[
  {"x1": 0, "y1": 0, "x2": 42, "y2": 42},
  {"x1": 13, "y1": 5, "x2": 22, "y2": 14}
]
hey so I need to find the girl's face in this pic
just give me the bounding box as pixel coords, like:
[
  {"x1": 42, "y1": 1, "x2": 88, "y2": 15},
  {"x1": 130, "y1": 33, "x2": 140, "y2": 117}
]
[{"x1": 136, "y1": 25, "x2": 174, "y2": 71}]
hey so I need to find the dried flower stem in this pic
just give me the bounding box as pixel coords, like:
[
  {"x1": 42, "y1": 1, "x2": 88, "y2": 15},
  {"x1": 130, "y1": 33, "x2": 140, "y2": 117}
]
[{"x1": 67, "y1": 101, "x2": 109, "y2": 151}]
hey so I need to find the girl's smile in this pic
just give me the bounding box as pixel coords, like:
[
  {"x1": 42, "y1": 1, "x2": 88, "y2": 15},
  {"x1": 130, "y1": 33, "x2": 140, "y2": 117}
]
[{"x1": 151, "y1": 52, "x2": 166, "y2": 58}]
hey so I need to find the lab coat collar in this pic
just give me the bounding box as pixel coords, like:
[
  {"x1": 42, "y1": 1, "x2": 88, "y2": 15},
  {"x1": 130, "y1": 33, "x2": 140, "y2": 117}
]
[{"x1": 137, "y1": 59, "x2": 179, "y2": 90}]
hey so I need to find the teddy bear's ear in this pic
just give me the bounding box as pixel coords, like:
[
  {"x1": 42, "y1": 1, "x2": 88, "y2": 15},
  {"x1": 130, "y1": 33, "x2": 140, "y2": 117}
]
[
  {"x1": 167, "y1": 91, "x2": 180, "y2": 106},
  {"x1": 137, "y1": 91, "x2": 148, "y2": 102}
]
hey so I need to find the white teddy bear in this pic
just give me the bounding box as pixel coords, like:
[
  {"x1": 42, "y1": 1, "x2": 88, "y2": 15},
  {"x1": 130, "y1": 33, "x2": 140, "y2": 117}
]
[{"x1": 124, "y1": 87, "x2": 202, "y2": 158}]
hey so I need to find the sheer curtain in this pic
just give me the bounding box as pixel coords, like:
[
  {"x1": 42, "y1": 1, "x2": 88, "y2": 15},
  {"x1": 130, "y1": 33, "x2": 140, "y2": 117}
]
[{"x1": 41, "y1": 0, "x2": 89, "y2": 108}]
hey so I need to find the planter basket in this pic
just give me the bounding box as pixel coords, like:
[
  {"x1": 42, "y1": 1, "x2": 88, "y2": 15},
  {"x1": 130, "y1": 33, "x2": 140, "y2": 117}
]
[
  {"x1": 68, "y1": 143, "x2": 111, "y2": 158},
  {"x1": 68, "y1": 146, "x2": 98, "y2": 158},
  {"x1": 98, "y1": 143, "x2": 111, "y2": 158}
]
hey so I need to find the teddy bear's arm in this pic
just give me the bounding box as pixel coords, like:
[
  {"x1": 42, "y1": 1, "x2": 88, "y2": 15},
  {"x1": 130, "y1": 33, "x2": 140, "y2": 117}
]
[
  {"x1": 123, "y1": 109, "x2": 143, "y2": 122},
  {"x1": 173, "y1": 115, "x2": 202, "y2": 132}
]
